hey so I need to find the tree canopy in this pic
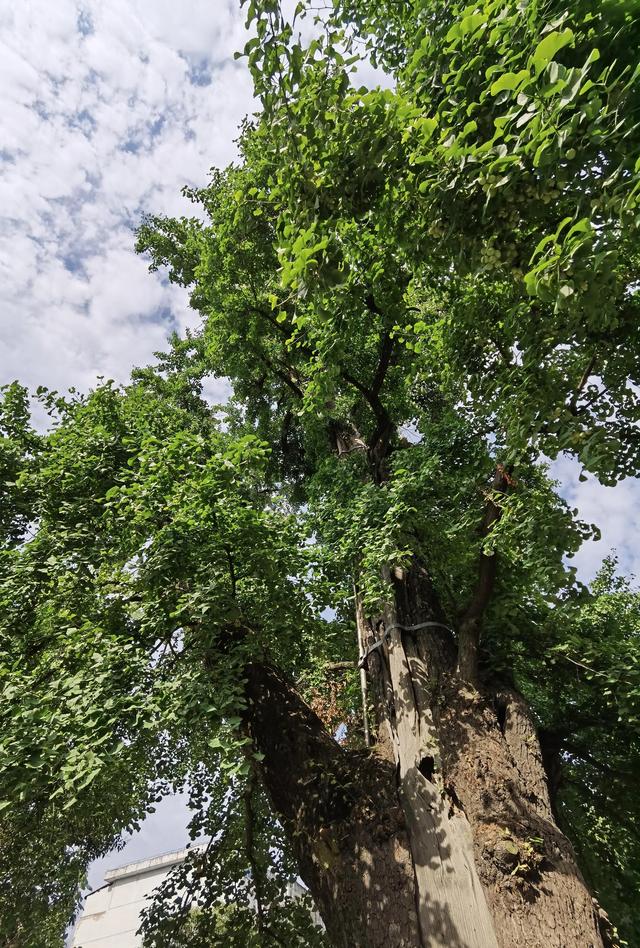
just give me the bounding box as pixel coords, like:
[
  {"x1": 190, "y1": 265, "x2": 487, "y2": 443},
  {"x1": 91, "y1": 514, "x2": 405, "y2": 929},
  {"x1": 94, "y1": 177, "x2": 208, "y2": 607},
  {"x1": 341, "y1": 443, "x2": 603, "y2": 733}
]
[{"x1": 1, "y1": 1, "x2": 639, "y2": 945}]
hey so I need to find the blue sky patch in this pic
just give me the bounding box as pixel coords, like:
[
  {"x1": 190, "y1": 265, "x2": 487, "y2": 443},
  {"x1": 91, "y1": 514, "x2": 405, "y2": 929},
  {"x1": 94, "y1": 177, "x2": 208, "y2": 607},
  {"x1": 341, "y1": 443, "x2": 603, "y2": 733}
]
[
  {"x1": 121, "y1": 136, "x2": 141, "y2": 154},
  {"x1": 149, "y1": 115, "x2": 165, "y2": 139},
  {"x1": 61, "y1": 250, "x2": 88, "y2": 277},
  {"x1": 77, "y1": 9, "x2": 94, "y2": 37},
  {"x1": 180, "y1": 52, "x2": 213, "y2": 87},
  {"x1": 68, "y1": 108, "x2": 97, "y2": 138},
  {"x1": 32, "y1": 99, "x2": 50, "y2": 121}
]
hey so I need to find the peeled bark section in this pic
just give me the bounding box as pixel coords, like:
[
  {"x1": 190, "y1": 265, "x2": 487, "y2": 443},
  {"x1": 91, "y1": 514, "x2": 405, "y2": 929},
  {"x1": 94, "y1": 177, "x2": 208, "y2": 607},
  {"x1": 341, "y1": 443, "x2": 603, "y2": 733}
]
[
  {"x1": 244, "y1": 661, "x2": 421, "y2": 948},
  {"x1": 378, "y1": 567, "x2": 500, "y2": 948}
]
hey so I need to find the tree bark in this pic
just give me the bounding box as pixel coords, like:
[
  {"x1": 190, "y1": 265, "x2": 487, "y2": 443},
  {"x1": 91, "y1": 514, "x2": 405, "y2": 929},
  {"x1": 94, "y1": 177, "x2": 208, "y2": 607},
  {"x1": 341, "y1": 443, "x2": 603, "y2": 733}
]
[
  {"x1": 245, "y1": 561, "x2": 606, "y2": 948},
  {"x1": 372, "y1": 562, "x2": 603, "y2": 947},
  {"x1": 245, "y1": 661, "x2": 422, "y2": 947}
]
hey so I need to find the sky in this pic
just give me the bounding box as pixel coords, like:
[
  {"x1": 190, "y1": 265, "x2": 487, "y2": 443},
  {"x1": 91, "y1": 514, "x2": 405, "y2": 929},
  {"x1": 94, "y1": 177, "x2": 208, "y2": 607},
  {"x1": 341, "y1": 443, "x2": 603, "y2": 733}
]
[
  {"x1": 1, "y1": 0, "x2": 638, "y2": 922},
  {"x1": 0, "y1": 0, "x2": 249, "y2": 405}
]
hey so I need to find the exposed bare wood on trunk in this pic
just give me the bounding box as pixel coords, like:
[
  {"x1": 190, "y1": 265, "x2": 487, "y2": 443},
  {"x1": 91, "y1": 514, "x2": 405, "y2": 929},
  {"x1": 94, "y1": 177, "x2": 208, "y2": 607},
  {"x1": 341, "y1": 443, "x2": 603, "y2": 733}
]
[
  {"x1": 354, "y1": 586, "x2": 395, "y2": 762},
  {"x1": 354, "y1": 584, "x2": 372, "y2": 747},
  {"x1": 380, "y1": 565, "x2": 500, "y2": 948}
]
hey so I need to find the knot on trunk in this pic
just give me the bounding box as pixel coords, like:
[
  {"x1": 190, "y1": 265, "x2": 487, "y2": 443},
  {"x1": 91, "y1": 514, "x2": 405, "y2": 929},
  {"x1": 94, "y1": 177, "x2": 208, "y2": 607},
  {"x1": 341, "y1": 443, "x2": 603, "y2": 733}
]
[{"x1": 492, "y1": 830, "x2": 545, "y2": 884}]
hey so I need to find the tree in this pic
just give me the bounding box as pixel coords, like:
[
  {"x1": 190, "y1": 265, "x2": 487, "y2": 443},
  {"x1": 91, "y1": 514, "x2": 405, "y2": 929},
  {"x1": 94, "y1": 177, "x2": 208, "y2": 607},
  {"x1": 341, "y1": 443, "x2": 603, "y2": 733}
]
[{"x1": 1, "y1": 1, "x2": 640, "y2": 946}]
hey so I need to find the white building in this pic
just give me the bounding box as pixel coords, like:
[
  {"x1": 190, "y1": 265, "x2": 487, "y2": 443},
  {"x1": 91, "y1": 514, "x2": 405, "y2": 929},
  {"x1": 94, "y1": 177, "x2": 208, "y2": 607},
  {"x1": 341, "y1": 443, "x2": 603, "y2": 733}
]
[
  {"x1": 72, "y1": 847, "x2": 196, "y2": 948},
  {"x1": 72, "y1": 847, "x2": 320, "y2": 946}
]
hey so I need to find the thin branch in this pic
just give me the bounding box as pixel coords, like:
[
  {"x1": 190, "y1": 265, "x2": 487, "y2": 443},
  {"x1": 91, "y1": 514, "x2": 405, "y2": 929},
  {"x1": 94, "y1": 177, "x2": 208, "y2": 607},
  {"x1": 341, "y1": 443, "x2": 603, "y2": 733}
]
[
  {"x1": 252, "y1": 303, "x2": 313, "y2": 355},
  {"x1": 242, "y1": 757, "x2": 287, "y2": 947},
  {"x1": 225, "y1": 546, "x2": 236, "y2": 599},
  {"x1": 296, "y1": 660, "x2": 357, "y2": 687},
  {"x1": 243, "y1": 773, "x2": 267, "y2": 939},
  {"x1": 562, "y1": 654, "x2": 597, "y2": 675},
  {"x1": 488, "y1": 334, "x2": 513, "y2": 366},
  {"x1": 568, "y1": 354, "x2": 597, "y2": 415},
  {"x1": 254, "y1": 305, "x2": 292, "y2": 338},
  {"x1": 323, "y1": 660, "x2": 357, "y2": 672},
  {"x1": 560, "y1": 741, "x2": 636, "y2": 785},
  {"x1": 561, "y1": 653, "x2": 635, "y2": 689},
  {"x1": 577, "y1": 383, "x2": 611, "y2": 415}
]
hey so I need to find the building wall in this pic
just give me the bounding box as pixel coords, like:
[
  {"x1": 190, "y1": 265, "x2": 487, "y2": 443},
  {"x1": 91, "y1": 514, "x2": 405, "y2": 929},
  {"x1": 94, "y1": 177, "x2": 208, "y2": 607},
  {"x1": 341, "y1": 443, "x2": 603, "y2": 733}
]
[
  {"x1": 72, "y1": 849, "x2": 193, "y2": 948},
  {"x1": 72, "y1": 847, "x2": 321, "y2": 946}
]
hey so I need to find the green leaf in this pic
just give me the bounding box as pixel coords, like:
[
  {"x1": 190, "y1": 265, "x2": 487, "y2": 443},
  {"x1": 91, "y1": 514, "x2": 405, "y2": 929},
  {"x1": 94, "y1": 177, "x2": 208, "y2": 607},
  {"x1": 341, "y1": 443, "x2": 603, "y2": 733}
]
[
  {"x1": 531, "y1": 28, "x2": 575, "y2": 75},
  {"x1": 490, "y1": 70, "x2": 529, "y2": 96}
]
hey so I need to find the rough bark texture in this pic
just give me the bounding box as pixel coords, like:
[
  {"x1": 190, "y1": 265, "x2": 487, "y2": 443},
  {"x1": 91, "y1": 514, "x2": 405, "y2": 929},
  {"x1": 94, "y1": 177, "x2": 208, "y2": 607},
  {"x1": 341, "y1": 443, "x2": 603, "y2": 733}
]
[
  {"x1": 435, "y1": 681, "x2": 603, "y2": 948},
  {"x1": 245, "y1": 560, "x2": 605, "y2": 948},
  {"x1": 245, "y1": 661, "x2": 421, "y2": 947}
]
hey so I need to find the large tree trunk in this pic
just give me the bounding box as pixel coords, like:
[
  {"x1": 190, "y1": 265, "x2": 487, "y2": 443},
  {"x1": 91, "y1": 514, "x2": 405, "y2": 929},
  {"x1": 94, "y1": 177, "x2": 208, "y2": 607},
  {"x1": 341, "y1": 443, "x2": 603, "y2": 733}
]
[
  {"x1": 245, "y1": 562, "x2": 606, "y2": 948},
  {"x1": 245, "y1": 661, "x2": 422, "y2": 947}
]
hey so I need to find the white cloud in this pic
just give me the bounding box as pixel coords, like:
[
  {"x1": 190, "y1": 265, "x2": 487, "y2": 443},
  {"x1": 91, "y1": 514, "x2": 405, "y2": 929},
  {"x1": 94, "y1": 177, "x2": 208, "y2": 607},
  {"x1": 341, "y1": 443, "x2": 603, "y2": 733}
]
[
  {"x1": 551, "y1": 454, "x2": 640, "y2": 583},
  {"x1": 0, "y1": 0, "x2": 254, "y2": 396}
]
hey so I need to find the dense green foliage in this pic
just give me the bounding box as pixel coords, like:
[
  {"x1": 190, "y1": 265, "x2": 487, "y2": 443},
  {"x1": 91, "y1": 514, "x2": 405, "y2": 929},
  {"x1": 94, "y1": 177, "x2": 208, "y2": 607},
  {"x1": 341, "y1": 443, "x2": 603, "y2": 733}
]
[
  {"x1": 1, "y1": 1, "x2": 639, "y2": 944},
  {"x1": 0, "y1": 377, "x2": 324, "y2": 945}
]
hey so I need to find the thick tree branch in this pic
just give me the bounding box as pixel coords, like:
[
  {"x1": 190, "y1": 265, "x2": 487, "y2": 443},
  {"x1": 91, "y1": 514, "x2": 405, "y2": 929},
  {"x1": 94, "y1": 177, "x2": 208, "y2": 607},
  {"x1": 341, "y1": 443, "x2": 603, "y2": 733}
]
[
  {"x1": 338, "y1": 295, "x2": 397, "y2": 477},
  {"x1": 364, "y1": 298, "x2": 395, "y2": 399},
  {"x1": 458, "y1": 465, "x2": 512, "y2": 682},
  {"x1": 371, "y1": 331, "x2": 394, "y2": 399},
  {"x1": 255, "y1": 351, "x2": 304, "y2": 399},
  {"x1": 341, "y1": 369, "x2": 394, "y2": 478}
]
